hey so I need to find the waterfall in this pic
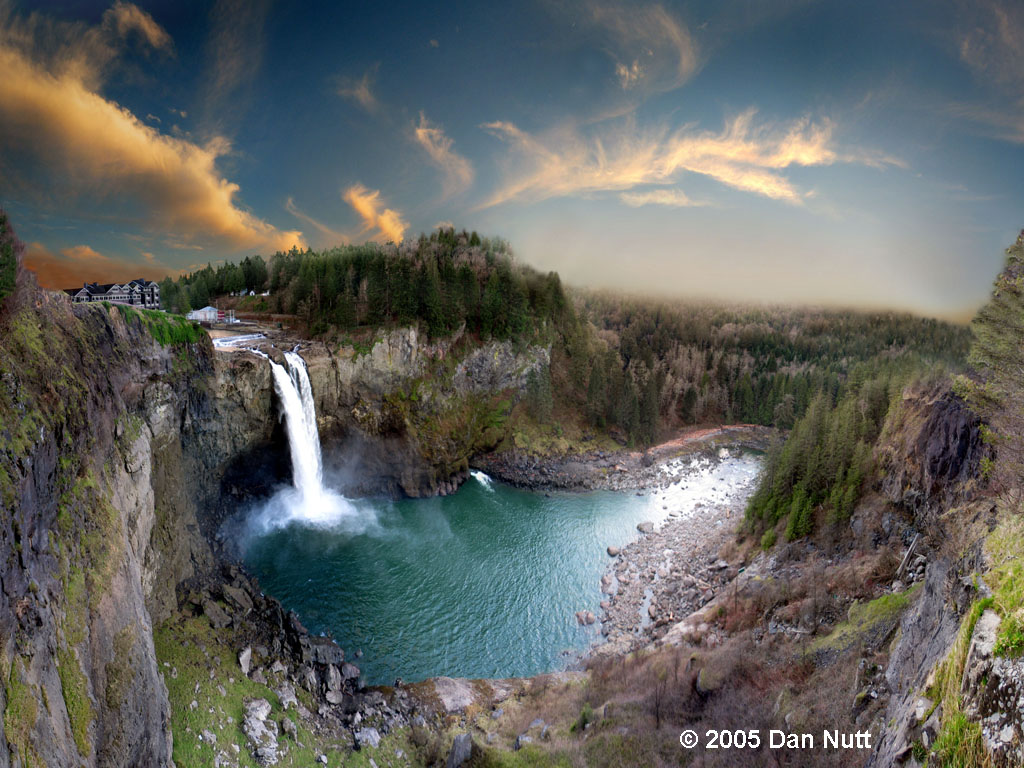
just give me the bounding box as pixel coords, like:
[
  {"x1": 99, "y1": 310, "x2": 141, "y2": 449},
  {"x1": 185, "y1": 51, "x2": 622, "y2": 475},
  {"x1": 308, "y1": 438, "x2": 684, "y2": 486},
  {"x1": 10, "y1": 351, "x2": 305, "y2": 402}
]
[
  {"x1": 269, "y1": 352, "x2": 325, "y2": 497},
  {"x1": 249, "y1": 348, "x2": 373, "y2": 532}
]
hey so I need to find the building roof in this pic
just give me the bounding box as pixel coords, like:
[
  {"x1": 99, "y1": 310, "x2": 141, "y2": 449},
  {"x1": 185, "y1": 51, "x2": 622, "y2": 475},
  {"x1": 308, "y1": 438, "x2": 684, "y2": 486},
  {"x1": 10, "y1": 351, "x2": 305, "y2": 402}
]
[{"x1": 62, "y1": 280, "x2": 159, "y2": 295}]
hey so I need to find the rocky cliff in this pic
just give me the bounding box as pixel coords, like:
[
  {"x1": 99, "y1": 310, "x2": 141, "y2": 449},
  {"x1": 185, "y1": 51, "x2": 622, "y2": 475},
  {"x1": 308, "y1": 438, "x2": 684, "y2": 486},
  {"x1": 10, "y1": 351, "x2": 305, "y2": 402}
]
[
  {"x1": 0, "y1": 268, "x2": 551, "y2": 767},
  {"x1": 0, "y1": 294, "x2": 221, "y2": 767}
]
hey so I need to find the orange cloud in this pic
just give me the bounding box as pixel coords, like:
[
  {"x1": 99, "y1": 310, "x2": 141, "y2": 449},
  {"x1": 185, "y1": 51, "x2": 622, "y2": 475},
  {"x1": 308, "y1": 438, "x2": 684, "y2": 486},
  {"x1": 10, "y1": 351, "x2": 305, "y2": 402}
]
[
  {"x1": 480, "y1": 109, "x2": 882, "y2": 207},
  {"x1": 413, "y1": 112, "x2": 474, "y2": 197},
  {"x1": 104, "y1": 1, "x2": 173, "y2": 51},
  {"x1": 0, "y1": 6, "x2": 304, "y2": 255},
  {"x1": 342, "y1": 184, "x2": 407, "y2": 243},
  {"x1": 25, "y1": 242, "x2": 174, "y2": 290},
  {"x1": 337, "y1": 65, "x2": 380, "y2": 113}
]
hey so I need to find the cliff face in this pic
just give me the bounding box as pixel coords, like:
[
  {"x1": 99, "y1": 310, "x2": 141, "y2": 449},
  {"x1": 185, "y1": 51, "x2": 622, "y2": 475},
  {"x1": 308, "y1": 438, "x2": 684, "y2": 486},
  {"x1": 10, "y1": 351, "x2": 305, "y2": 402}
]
[
  {"x1": 251, "y1": 327, "x2": 549, "y2": 498},
  {"x1": 876, "y1": 385, "x2": 988, "y2": 526},
  {"x1": 867, "y1": 386, "x2": 994, "y2": 767},
  {"x1": 1, "y1": 297, "x2": 209, "y2": 768},
  {"x1": 0, "y1": 286, "x2": 551, "y2": 767}
]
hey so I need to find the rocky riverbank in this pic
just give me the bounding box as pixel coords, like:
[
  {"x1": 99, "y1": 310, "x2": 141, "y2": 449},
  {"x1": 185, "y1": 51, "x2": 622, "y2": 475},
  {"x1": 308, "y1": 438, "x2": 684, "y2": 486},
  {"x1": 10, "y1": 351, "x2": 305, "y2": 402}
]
[
  {"x1": 586, "y1": 448, "x2": 764, "y2": 657},
  {"x1": 472, "y1": 424, "x2": 773, "y2": 492}
]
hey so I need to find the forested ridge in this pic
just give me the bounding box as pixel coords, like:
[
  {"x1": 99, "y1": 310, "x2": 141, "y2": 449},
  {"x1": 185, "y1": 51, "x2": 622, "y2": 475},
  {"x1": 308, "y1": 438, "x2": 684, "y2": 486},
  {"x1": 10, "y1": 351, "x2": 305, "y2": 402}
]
[{"x1": 157, "y1": 227, "x2": 971, "y2": 449}]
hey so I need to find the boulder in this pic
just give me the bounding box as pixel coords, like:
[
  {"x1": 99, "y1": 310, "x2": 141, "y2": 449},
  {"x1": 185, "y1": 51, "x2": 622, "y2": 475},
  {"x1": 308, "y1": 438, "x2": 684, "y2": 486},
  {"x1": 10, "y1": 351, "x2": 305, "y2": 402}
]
[
  {"x1": 203, "y1": 599, "x2": 232, "y2": 629},
  {"x1": 223, "y1": 583, "x2": 254, "y2": 613},
  {"x1": 302, "y1": 635, "x2": 344, "y2": 666},
  {"x1": 325, "y1": 664, "x2": 343, "y2": 691},
  {"x1": 276, "y1": 682, "x2": 298, "y2": 711},
  {"x1": 513, "y1": 734, "x2": 533, "y2": 751},
  {"x1": 238, "y1": 646, "x2": 253, "y2": 676},
  {"x1": 242, "y1": 699, "x2": 279, "y2": 766},
  {"x1": 355, "y1": 728, "x2": 381, "y2": 750},
  {"x1": 446, "y1": 733, "x2": 473, "y2": 768}
]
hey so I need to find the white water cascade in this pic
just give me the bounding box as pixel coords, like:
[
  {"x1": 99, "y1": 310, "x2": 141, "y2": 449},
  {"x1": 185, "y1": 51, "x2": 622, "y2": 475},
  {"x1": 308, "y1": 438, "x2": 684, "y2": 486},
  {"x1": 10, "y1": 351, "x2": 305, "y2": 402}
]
[
  {"x1": 269, "y1": 352, "x2": 325, "y2": 497},
  {"x1": 251, "y1": 349, "x2": 373, "y2": 532}
]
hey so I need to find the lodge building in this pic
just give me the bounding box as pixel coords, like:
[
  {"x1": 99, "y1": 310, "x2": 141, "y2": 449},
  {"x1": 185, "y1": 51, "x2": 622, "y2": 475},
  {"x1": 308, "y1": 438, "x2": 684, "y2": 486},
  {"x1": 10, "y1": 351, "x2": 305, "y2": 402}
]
[{"x1": 63, "y1": 279, "x2": 161, "y2": 309}]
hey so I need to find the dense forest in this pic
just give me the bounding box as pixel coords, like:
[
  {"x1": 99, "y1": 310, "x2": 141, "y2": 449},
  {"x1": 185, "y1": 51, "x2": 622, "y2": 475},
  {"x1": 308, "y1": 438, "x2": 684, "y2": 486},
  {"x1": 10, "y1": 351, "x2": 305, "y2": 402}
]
[
  {"x1": 158, "y1": 227, "x2": 972, "y2": 449},
  {"x1": 744, "y1": 234, "x2": 1024, "y2": 547},
  {"x1": 160, "y1": 229, "x2": 571, "y2": 343}
]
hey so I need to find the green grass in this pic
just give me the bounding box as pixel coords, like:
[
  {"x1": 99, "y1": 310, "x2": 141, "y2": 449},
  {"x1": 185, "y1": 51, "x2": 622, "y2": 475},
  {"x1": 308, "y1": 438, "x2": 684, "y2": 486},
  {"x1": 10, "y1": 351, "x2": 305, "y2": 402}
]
[
  {"x1": 812, "y1": 583, "x2": 921, "y2": 652},
  {"x1": 57, "y1": 647, "x2": 94, "y2": 758},
  {"x1": 104, "y1": 626, "x2": 137, "y2": 710},
  {"x1": 928, "y1": 596, "x2": 995, "y2": 768},
  {"x1": 4, "y1": 657, "x2": 38, "y2": 761},
  {"x1": 474, "y1": 745, "x2": 573, "y2": 767},
  {"x1": 153, "y1": 615, "x2": 413, "y2": 768},
  {"x1": 106, "y1": 303, "x2": 205, "y2": 346},
  {"x1": 984, "y1": 514, "x2": 1024, "y2": 657}
]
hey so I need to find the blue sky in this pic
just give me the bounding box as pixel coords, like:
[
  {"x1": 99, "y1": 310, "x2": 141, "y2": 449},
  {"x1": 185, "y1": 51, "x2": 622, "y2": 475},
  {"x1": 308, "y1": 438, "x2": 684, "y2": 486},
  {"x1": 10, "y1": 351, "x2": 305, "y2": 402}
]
[{"x1": 1, "y1": 0, "x2": 1021, "y2": 319}]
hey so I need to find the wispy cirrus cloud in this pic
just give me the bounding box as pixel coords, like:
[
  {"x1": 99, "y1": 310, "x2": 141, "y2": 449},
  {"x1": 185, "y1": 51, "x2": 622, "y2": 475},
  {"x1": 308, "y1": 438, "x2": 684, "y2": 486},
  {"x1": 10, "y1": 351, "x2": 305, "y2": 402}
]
[
  {"x1": 104, "y1": 0, "x2": 173, "y2": 52},
  {"x1": 24, "y1": 241, "x2": 174, "y2": 289},
  {"x1": 953, "y1": 0, "x2": 1024, "y2": 143},
  {"x1": 413, "y1": 112, "x2": 474, "y2": 197},
  {"x1": 619, "y1": 188, "x2": 706, "y2": 208},
  {"x1": 342, "y1": 184, "x2": 407, "y2": 243},
  {"x1": 0, "y1": 4, "x2": 303, "y2": 255},
  {"x1": 589, "y1": 2, "x2": 698, "y2": 95},
  {"x1": 200, "y1": 0, "x2": 271, "y2": 135},
  {"x1": 480, "y1": 109, "x2": 866, "y2": 207},
  {"x1": 285, "y1": 197, "x2": 350, "y2": 247},
  {"x1": 338, "y1": 64, "x2": 381, "y2": 114}
]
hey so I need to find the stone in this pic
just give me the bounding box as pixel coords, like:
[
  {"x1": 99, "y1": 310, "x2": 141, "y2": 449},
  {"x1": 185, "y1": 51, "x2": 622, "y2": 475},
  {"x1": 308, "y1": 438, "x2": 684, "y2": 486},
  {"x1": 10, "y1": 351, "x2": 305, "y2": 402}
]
[
  {"x1": 637, "y1": 522, "x2": 655, "y2": 534},
  {"x1": 432, "y1": 677, "x2": 476, "y2": 713},
  {"x1": 280, "y1": 717, "x2": 297, "y2": 739},
  {"x1": 201, "y1": 729, "x2": 218, "y2": 745},
  {"x1": 276, "y1": 682, "x2": 298, "y2": 711},
  {"x1": 203, "y1": 600, "x2": 232, "y2": 629},
  {"x1": 513, "y1": 734, "x2": 533, "y2": 751},
  {"x1": 238, "y1": 646, "x2": 253, "y2": 676},
  {"x1": 325, "y1": 690, "x2": 344, "y2": 704},
  {"x1": 446, "y1": 733, "x2": 473, "y2": 768},
  {"x1": 302, "y1": 635, "x2": 344, "y2": 666},
  {"x1": 242, "y1": 699, "x2": 279, "y2": 766},
  {"x1": 607, "y1": 546, "x2": 621, "y2": 557},
  {"x1": 223, "y1": 584, "x2": 254, "y2": 613},
  {"x1": 354, "y1": 728, "x2": 381, "y2": 750},
  {"x1": 341, "y1": 662, "x2": 361, "y2": 681},
  {"x1": 326, "y1": 664, "x2": 343, "y2": 691},
  {"x1": 246, "y1": 698, "x2": 272, "y2": 722}
]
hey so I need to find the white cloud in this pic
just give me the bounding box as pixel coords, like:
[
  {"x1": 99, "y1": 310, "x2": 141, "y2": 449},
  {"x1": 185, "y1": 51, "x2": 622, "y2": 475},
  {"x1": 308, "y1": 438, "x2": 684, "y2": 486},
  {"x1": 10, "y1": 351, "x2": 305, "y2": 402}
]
[
  {"x1": 619, "y1": 188, "x2": 706, "y2": 207},
  {"x1": 412, "y1": 112, "x2": 474, "y2": 197},
  {"x1": 481, "y1": 109, "x2": 861, "y2": 207}
]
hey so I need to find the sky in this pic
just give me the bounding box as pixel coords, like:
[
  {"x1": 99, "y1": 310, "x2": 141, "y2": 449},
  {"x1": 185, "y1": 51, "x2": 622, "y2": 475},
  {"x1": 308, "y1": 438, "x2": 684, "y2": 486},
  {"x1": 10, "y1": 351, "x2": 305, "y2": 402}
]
[{"x1": 1, "y1": 0, "x2": 1022, "y2": 320}]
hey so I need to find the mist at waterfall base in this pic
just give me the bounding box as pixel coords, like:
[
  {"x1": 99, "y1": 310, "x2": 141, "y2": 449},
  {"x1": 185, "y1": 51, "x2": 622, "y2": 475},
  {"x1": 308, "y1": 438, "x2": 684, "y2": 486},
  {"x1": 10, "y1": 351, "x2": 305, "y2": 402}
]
[
  {"x1": 235, "y1": 352, "x2": 762, "y2": 685},
  {"x1": 245, "y1": 351, "x2": 378, "y2": 535}
]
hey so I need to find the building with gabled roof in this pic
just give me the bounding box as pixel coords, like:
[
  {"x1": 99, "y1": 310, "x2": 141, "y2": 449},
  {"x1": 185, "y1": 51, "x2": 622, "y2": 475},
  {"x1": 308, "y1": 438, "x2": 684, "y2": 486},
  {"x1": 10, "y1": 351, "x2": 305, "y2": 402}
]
[{"x1": 63, "y1": 278, "x2": 161, "y2": 309}]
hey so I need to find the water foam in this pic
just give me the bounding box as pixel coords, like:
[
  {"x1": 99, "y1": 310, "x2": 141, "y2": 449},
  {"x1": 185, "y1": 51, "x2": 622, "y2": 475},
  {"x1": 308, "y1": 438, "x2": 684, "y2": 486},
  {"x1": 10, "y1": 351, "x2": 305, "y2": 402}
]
[
  {"x1": 470, "y1": 469, "x2": 494, "y2": 491},
  {"x1": 249, "y1": 350, "x2": 375, "y2": 534}
]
